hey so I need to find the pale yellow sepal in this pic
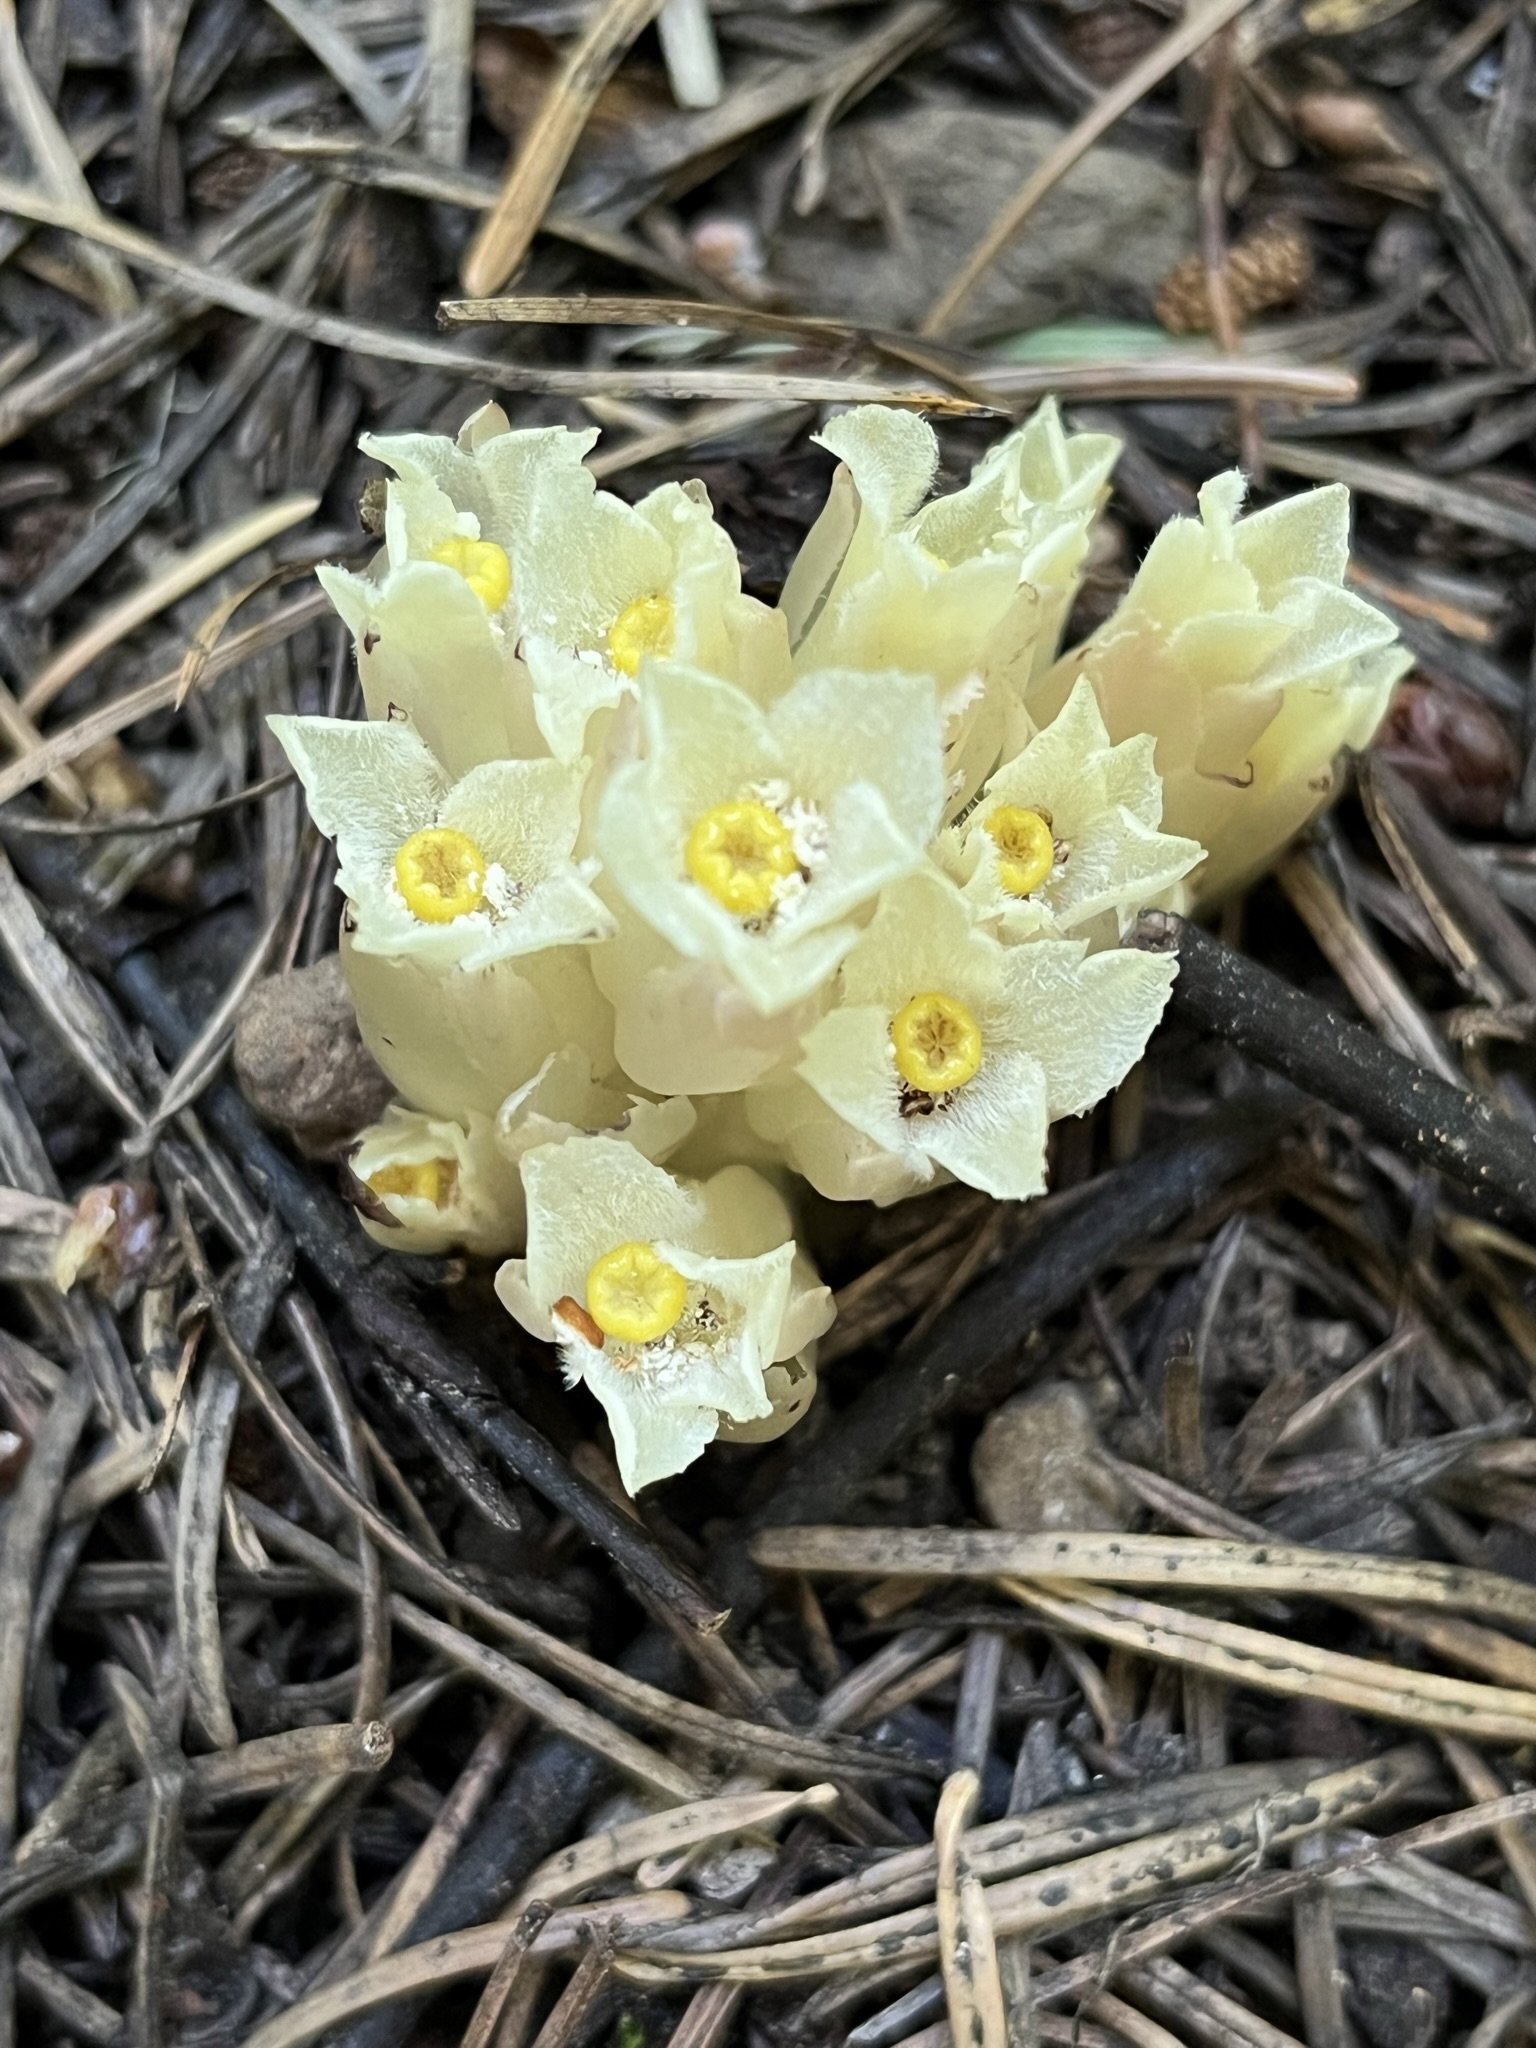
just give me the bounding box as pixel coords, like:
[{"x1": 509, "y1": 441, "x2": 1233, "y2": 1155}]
[
  {"x1": 341, "y1": 931, "x2": 616, "y2": 1119},
  {"x1": 319, "y1": 410, "x2": 599, "y2": 776},
  {"x1": 781, "y1": 401, "x2": 1122, "y2": 813},
  {"x1": 496, "y1": 1046, "x2": 696, "y2": 1181}
]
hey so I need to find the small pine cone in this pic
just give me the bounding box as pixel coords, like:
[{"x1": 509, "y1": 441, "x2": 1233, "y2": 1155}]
[{"x1": 1156, "y1": 221, "x2": 1314, "y2": 335}]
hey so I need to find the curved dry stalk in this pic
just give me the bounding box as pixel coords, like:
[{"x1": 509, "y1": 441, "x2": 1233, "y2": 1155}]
[
  {"x1": 0, "y1": 589, "x2": 332, "y2": 814},
  {"x1": 239, "y1": 1893, "x2": 695, "y2": 2048},
  {"x1": 230, "y1": 1754, "x2": 1422, "y2": 2044},
  {"x1": 239, "y1": 1494, "x2": 901, "y2": 1784},
  {"x1": 0, "y1": 177, "x2": 976, "y2": 412},
  {"x1": 921, "y1": 0, "x2": 1263, "y2": 336},
  {"x1": 1031, "y1": 1784, "x2": 1536, "y2": 2011},
  {"x1": 672, "y1": 1758, "x2": 1334, "y2": 1952},
  {"x1": 19, "y1": 495, "x2": 317, "y2": 719},
  {"x1": 934, "y1": 1770, "x2": 1005, "y2": 2048},
  {"x1": 460, "y1": 0, "x2": 665, "y2": 297}
]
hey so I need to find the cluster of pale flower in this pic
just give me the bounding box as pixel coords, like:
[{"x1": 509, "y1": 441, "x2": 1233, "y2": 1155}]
[{"x1": 271, "y1": 400, "x2": 1406, "y2": 1494}]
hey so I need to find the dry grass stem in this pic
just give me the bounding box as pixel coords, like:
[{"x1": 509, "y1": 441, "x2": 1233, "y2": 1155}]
[
  {"x1": 461, "y1": 0, "x2": 668, "y2": 298},
  {"x1": 923, "y1": 0, "x2": 1265, "y2": 335}
]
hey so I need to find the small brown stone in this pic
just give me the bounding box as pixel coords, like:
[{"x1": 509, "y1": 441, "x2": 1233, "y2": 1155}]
[
  {"x1": 971, "y1": 1383, "x2": 1132, "y2": 1533},
  {"x1": 234, "y1": 956, "x2": 393, "y2": 1158}
]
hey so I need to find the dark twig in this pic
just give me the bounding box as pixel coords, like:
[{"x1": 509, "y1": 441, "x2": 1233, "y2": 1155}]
[{"x1": 1133, "y1": 910, "x2": 1536, "y2": 1226}]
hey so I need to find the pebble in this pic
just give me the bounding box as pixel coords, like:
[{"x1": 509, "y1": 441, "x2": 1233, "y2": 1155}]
[
  {"x1": 234, "y1": 955, "x2": 394, "y2": 1157},
  {"x1": 970, "y1": 1382, "x2": 1133, "y2": 1532}
]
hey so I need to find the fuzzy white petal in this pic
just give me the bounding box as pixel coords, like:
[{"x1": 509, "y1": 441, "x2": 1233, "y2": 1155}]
[
  {"x1": 495, "y1": 1047, "x2": 695, "y2": 1175},
  {"x1": 317, "y1": 560, "x2": 544, "y2": 777}
]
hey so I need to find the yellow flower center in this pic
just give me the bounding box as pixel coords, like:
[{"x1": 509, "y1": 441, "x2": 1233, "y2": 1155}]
[
  {"x1": 685, "y1": 799, "x2": 799, "y2": 918},
  {"x1": 585, "y1": 1241, "x2": 688, "y2": 1345},
  {"x1": 607, "y1": 592, "x2": 675, "y2": 677},
  {"x1": 986, "y1": 805, "x2": 1056, "y2": 897},
  {"x1": 394, "y1": 826, "x2": 488, "y2": 923},
  {"x1": 891, "y1": 991, "x2": 983, "y2": 1093},
  {"x1": 429, "y1": 537, "x2": 512, "y2": 611},
  {"x1": 367, "y1": 1158, "x2": 457, "y2": 1208}
]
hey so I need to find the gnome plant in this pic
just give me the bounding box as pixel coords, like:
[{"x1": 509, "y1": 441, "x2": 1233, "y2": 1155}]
[{"x1": 273, "y1": 399, "x2": 1403, "y2": 1492}]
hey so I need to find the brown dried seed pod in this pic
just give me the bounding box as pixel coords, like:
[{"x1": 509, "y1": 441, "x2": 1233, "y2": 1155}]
[
  {"x1": 1156, "y1": 220, "x2": 1314, "y2": 335},
  {"x1": 1060, "y1": 4, "x2": 1166, "y2": 82},
  {"x1": 1290, "y1": 89, "x2": 1409, "y2": 161},
  {"x1": 1374, "y1": 678, "x2": 1520, "y2": 832}
]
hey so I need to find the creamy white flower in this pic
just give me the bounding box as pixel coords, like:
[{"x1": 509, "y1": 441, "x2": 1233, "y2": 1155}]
[
  {"x1": 908, "y1": 398, "x2": 1120, "y2": 669},
  {"x1": 269, "y1": 714, "x2": 611, "y2": 972},
  {"x1": 780, "y1": 402, "x2": 1121, "y2": 811},
  {"x1": 514, "y1": 468, "x2": 789, "y2": 760},
  {"x1": 768, "y1": 870, "x2": 1175, "y2": 1202},
  {"x1": 349, "y1": 1102, "x2": 523, "y2": 1257},
  {"x1": 1031, "y1": 472, "x2": 1408, "y2": 903},
  {"x1": 342, "y1": 934, "x2": 615, "y2": 1119},
  {"x1": 319, "y1": 406, "x2": 596, "y2": 775},
  {"x1": 939, "y1": 677, "x2": 1204, "y2": 942},
  {"x1": 594, "y1": 659, "x2": 944, "y2": 1017},
  {"x1": 495, "y1": 1137, "x2": 831, "y2": 1493},
  {"x1": 357, "y1": 1049, "x2": 695, "y2": 1249}
]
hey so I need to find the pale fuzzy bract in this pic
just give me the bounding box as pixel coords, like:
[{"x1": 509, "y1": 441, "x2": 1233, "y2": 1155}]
[
  {"x1": 939, "y1": 676, "x2": 1205, "y2": 942},
  {"x1": 363, "y1": 402, "x2": 598, "y2": 555},
  {"x1": 744, "y1": 1069, "x2": 932, "y2": 1208},
  {"x1": 589, "y1": 890, "x2": 824, "y2": 1096},
  {"x1": 269, "y1": 714, "x2": 612, "y2": 972},
  {"x1": 496, "y1": 1047, "x2": 697, "y2": 1178},
  {"x1": 780, "y1": 402, "x2": 1121, "y2": 810},
  {"x1": 495, "y1": 1138, "x2": 832, "y2": 1493},
  {"x1": 342, "y1": 934, "x2": 615, "y2": 1119},
  {"x1": 594, "y1": 660, "x2": 945, "y2": 1017},
  {"x1": 319, "y1": 404, "x2": 597, "y2": 775},
  {"x1": 761, "y1": 869, "x2": 1176, "y2": 1202},
  {"x1": 717, "y1": 1351, "x2": 819, "y2": 1443},
  {"x1": 1030, "y1": 472, "x2": 1409, "y2": 904},
  {"x1": 318, "y1": 558, "x2": 542, "y2": 778},
  {"x1": 350, "y1": 1103, "x2": 524, "y2": 1257},
  {"x1": 514, "y1": 467, "x2": 790, "y2": 760}
]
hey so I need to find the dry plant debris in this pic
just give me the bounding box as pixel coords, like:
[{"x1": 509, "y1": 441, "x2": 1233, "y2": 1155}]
[{"x1": 3, "y1": 3, "x2": 1536, "y2": 2046}]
